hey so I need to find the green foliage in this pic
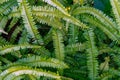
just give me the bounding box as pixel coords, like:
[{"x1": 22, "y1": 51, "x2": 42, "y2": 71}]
[{"x1": 1, "y1": 0, "x2": 120, "y2": 80}]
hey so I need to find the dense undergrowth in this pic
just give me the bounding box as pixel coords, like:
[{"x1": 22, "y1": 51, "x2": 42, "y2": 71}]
[{"x1": 0, "y1": 0, "x2": 120, "y2": 80}]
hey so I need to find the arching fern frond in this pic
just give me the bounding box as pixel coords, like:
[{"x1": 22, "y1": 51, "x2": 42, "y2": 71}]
[
  {"x1": 10, "y1": 26, "x2": 23, "y2": 43},
  {"x1": 0, "y1": 56, "x2": 68, "y2": 70},
  {"x1": 65, "y1": 43, "x2": 85, "y2": 54},
  {"x1": 52, "y1": 29, "x2": 65, "y2": 61},
  {"x1": 0, "y1": 56, "x2": 11, "y2": 64},
  {"x1": 0, "y1": 0, "x2": 17, "y2": 15},
  {"x1": 0, "y1": 44, "x2": 41, "y2": 55},
  {"x1": 110, "y1": 0, "x2": 120, "y2": 33},
  {"x1": 82, "y1": 15, "x2": 120, "y2": 42},
  {"x1": 35, "y1": 16, "x2": 64, "y2": 29},
  {"x1": 0, "y1": 66, "x2": 61, "y2": 80},
  {"x1": 72, "y1": 7, "x2": 118, "y2": 32},
  {"x1": 32, "y1": 6, "x2": 88, "y2": 28},
  {"x1": 19, "y1": 0, "x2": 44, "y2": 45},
  {"x1": 0, "y1": 0, "x2": 9, "y2": 4},
  {"x1": 42, "y1": 0, "x2": 69, "y2": 16},
  {"x1": 84, "y1": 28, "x2": 98, "y2": 80}
]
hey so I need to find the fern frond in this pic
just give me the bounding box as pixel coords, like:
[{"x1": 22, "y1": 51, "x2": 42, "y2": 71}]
[
  {"x1": 33, "y1": 46, "x2": 51, "y2": 57},
  {"x1": 0, "y1": 0, "x2": 9, "y2": 4},
  {"x1": 84, "y1": 28, "x2": 98, "y2": 80},
  {"x1": 0, "y1": 66, "x2": 61, "y2": 80},
  {"x1": 83, "y1": 15, "x2": 120, "y2": 41},
  {"x1": 43, "y1": 28, "x2": 53, "y2": 45},
  {"x1": 32, "y1": 6, "x2": 88, "y2": 28},
  {"x1": 52, "y1": 29, "x2": 65, "y2": 61},
  {"x1": 18, "y1": 29, "x2": 29, "y2": 44},
  {"x1": 42, "y1": 0, "x2": 69, "y2": 16},
  {"x1": 10, "y1": 26, "x2": 22, "y2": 43},
  {"x1": 98, "y1": 72, "x2": 112, "y2": 80},
  {"x1": 68, "y1": 24, "x2": 79, "y2": 44},
  {"x1": 0, "y1": 37, "x2": 10, "y2": 45},
  {"x1": 20, "y1": 0, "x2": 43, "y2": 45},
  {"x1": 110, "y1": 0, "x2": 120, "y2": 33},
  {"x1": 0, "y1": 16, "x2": 8, "y2": 35},
  {"x1": 73, "y1": 7, "x2": 117, "y2": 32},
  {"x1": 8, "y1": 8, "x2": 21, "y2": 18},
  {"x1": 0, "y1": 0, "x2": 17, "y2": 15},
  {"x1": 12, "y1": 75, "x2": 25, "y2": 80},
  {"x1": 0, "y1": 44, "x2": 41, "y2": 55},
  {"x1": 65, "y1": 43, "x2": 85, "y2": 54},
  {"x1": 35, "y1": 16, "x2": 64, "y2": 29},
  {"x1": 0, "y1": 16, "x2": 8, "y2": 29},
  {"x1": 7, "y1": 18, "x2": 19, "y2": 32},
  {"x1": 0, "y1": 56, "x2": 11, "y2": 64},
  {"x1": 0, "y1": 56, "x2": 68, "y2": 70},
  {"x1": 18, "y1": 56, "x2": 68, "y2": 68}
]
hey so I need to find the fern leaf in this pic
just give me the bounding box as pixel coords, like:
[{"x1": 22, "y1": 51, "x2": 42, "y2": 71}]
[
  {"x1": 0, "y1": 16, "x2": 8, "y2": 29},
  {"x1": 0, "y1": 0, "x2": 9, "y2": 4},
  {"x1": 98, "y1": 72, "x2": 112, "y2": 80},
  {"x1": 0, "y1": 37, "x2": 10, "y2": 45},
  {"x1": 110, "y1": 0, "x2": 120, "y2": 33},
  {"x1": 0, "y1": 44, "x2": 41, "y2": 55},
  {"x1": 32, "y1": 6, "x2": 88, "y2": 28},
  {"x1": 84, "y1": 28, "x2": 98, "y2": 80},
  {"x1": 0, "y1": 16, "x2": 8, "y2": 35},
  {"x1": 0, "y1": 56, "x2": 68, "y2": 70},
  {"x1": 73, "y1": 7, "x2": 118, "y2": 32},
  {"x1": 0, "y1": 0, "x2": 17, "y2": 15},
  {"x1": 10, "y1": 26, "x2": 22, "y2": 43},
  {"x1": 65, "y1": 43, "x2": 85, "y2": 54},
  {"x1": 35, "y1": 15, "x2": 64, "y2": 29},
  {"x1": 0, "y1": 56, "x2": 11, "y2": 64},
  {"x1": 18, "y1": 29, "x2": 29, "y2": 44},
  {"x1": 19, "y1": 0, "x2": 43, "y2": 44},
  {"x1": 0, "y1": 66, "x2": 61, "y2": 80},
  {"x1": 83, "y1": 15, "x2": 120, "y2": 41},
  {"x1": 68, "y1": 24, "x2": 79, "y2": 44},
  {"x1": 52, "y1": 29, "x2": 65, "y2": 61},
  {"x1": 42, "y1": 0, "x2": 69, "y2": 16},
  {"x1": 33, "y1": 46, "x2": 51, "y2": 57},
  {"x1": 7, "y1": 18, "x2": 19, "y2": 32}
]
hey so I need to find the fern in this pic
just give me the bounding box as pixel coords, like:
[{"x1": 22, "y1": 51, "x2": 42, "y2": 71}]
[
  {"x1": 82, "y1": 15, "x2": 120, "y2": 41},
  {"x1": 42, "y1": 0, "x2": 69, "y2": 16},
  {"x1": 52, "y1": 29, "x2": 65, "y2": 61},
  {"x1": 0, "y1": 66, "x2": 61, "y2": 80},
  {"x1": 32, "y1": 6, "x2": 88, "y2": 28},
  {"x1": 84, "y1": 28, "x2": 98, "y2": 80},
  {"x1": 65, "y1": 43, "x2": 85, "y2": 54},
  {"x1": 19, "y1": 0, "x2": 44, "y2": 45},
  {"x1": 110, "y1": 0, "x2": 120, "y2": 33},
  {"x1": 72, "y1": 7, "x2": 118, "y2": 33},
  {"x1": 0, "y1": 0, "x2": 17, "y2": 15},
  {"x1": 0, "y1": 56, "x2": 68, "y2": 70},
  {"x1": 0, "y1": 44, "x2": 41, "y2": 55}
]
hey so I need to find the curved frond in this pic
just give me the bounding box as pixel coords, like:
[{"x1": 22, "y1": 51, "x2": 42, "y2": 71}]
[
  {"x1": 0, "y1": 44, "x2": 41, "y2": 55},
  {"x1": 110, "y1": 0, "x2": 120, "y2": 33},
  {"x1": 32, "y1": 6, "x2": 88, "y2": 28},
  {"x1": 65, "y1": 43, "x2": 85, "y2": 54},
  {"x1": 0, "y1": 56, "x2": 68, "y2": 70},
  {"x1": 0, "y1": 0, "x2": 17, "y2": 15},
  {"x1": 52, "y1": 29, "x2": 65, "y2": 61},
  {"x1": 84, "y1": 28, "x2": 98, "y2": 80},
  {"x1": 72, "y1": 7, "x2": 118, "y2": 32},
  {"x1": 0, "y1": 0, "x2": 9, "y2": 4},
  {"x1": 0, "y1": 66, "x2": 61, "y2": 80},
  {"x1": 83, "y1": 15, "x2": 120, "y2": 41},
  {"x1": 42, "y1": 0, "x2": 69, "y2": 16},
  {"x1": 19, "y1": 0, "x2": 44, "y2": 44}
]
